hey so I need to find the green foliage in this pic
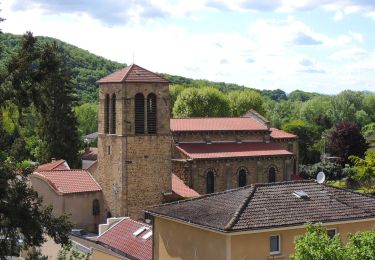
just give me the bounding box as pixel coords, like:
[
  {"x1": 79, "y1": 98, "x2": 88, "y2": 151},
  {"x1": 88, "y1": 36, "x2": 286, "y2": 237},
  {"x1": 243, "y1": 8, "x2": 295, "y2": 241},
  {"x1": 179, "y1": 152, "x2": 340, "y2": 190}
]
[
  {"x1": 0, "y1": 159, "x2": 72, "y2": 259},
  {"x1": 25, "y1": 249, "x2": 48, "y2": 260},
  {"x1": 292, "y1": 224, "x2": 345, "y2": 260},
  {"x1": 300, "y1": 96, "x2": 333, "y2": 130},
  {"x1": 299, "y1": 161, "x2": 344, "y2": 180},
  {"x1": 263, "y1": 99, "x2": 302, "y2": 128},
  {"x1": 362, "y1": 123, "x2": 375, "y2": 138},
  {"x1": 173, "y1": 87, "x2": 230, "y2": 117},
  {"x1": 282, "y1": 120, "x2": 320, "y2": 164},
  {"x1": 169, "y1": 84, "x2": 186, "y2": 114},
  {"x1": 75, "y1": 103, "x2": 98, "y2": 135},
  {"x1": 6, "y1": 33, "x2": 82, "y2": 167},
  {"x1": 329, "y1": 90, "x2": 365, "y2": 125},
  {"x1": 345, "y1": 231, "x2": 375, "y2": 260},
  {"x1": 292, "y1": 224, "x2": 375, "y2": 260},
  {"x1": 57, "y1": 244, "x2": 91, "y2": 260},
  {"x1": 288, "y1": 90, "x2": 321, "y2": 102},
  {"x1": 350, "y1": 152, "x2": 375, "y2": 188},
  {"x1": 0, "y1": 32, "x2": 123, "y2": 103},
  {"x1": 261, "y1": 89, "x2": 287, "y2": 101},
  {"x1": 228, "y1": 90, "x2": 264, "y2": 116}
]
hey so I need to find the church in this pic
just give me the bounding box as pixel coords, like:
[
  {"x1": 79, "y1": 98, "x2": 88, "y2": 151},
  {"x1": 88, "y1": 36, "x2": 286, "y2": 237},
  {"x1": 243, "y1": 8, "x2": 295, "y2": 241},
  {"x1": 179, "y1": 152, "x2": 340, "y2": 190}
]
[{"x1": 92, "y1": 64, "x2": 299, "y2": 220}]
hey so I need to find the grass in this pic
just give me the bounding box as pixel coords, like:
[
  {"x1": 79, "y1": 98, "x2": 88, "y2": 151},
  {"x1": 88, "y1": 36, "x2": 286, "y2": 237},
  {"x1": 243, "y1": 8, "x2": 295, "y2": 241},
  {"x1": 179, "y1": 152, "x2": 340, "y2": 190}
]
[{"x1": 326, "y1": 180, "x2": 375, "y2": 194}]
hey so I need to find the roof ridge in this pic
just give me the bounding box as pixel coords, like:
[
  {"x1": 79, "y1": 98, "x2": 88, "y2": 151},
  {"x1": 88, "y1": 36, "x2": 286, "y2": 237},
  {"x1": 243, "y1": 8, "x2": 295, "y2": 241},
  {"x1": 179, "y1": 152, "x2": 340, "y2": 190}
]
[
  {"x1": 147, "y1": 185, "x2": 252, "y2": 210},
  {"x1": 224, "y1": 185, "x2": 257, "y2": 230},
  {"x1": 121, "y1": 64, "x2": 135, "y2": 82}
]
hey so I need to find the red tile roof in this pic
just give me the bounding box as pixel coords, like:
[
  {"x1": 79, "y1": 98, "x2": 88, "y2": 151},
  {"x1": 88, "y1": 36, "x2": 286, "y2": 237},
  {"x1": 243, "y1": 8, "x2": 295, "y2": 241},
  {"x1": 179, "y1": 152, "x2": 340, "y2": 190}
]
[
  {"x1": 270, "y1": 128, "x2": 297, "y2": 139},
  {"x1": 176, "y1": 142, "x2": 292, "y2": 159},
  {"x1": 36, "y1": 159, "x2": 70, "y2": 171},
  {"x1": 97, "y1": 64, "x2": 169, "y2": 83},
  {"x1": 172, "y1": 174, "x2": 199, "y2": 198},
  {"x1": 33, "y1": 170, "x2": 102, "y2": 194},
  {"x1": 98, "y1": 218, "x2": 152, "y2": 260},
  {"x1": 170, "y1": 118, "x2": 268, "y2": 132}
]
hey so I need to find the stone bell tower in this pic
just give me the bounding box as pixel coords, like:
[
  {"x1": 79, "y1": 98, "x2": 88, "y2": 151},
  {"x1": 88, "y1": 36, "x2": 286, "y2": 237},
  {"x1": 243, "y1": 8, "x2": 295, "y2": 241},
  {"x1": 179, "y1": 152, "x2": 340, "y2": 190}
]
[{"x1": 95, "y1": 64, "x2": 171, "y2": 219}]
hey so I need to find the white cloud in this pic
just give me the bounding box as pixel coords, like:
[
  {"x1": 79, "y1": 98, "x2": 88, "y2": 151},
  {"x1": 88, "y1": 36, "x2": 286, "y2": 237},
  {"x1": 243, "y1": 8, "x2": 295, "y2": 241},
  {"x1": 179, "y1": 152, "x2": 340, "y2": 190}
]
[{"x1": 333, "y1": 11, "x2": 343, "y2": 21}]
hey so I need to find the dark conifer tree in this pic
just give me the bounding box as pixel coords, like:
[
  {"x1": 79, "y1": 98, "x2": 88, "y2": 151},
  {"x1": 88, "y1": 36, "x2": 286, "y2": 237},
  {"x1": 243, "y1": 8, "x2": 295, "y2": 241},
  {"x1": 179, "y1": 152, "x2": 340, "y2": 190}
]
[{"x1": 36, "y1": 41, "x2": 81, "y2": 167}]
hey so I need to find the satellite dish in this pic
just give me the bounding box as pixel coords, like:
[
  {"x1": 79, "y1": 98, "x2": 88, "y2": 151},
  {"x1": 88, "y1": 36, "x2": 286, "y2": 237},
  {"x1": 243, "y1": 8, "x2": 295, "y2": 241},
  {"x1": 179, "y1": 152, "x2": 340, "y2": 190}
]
[{"x1": 317, "y1": 172, "x2": 326, "y2": 184}]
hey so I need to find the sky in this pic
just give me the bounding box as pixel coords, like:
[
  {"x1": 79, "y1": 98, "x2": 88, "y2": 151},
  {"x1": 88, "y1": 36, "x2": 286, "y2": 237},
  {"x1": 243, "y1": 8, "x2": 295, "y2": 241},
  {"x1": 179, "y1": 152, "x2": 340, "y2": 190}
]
[{"x1": 1, "y1": 0, "x2": 375, "y2": 94}]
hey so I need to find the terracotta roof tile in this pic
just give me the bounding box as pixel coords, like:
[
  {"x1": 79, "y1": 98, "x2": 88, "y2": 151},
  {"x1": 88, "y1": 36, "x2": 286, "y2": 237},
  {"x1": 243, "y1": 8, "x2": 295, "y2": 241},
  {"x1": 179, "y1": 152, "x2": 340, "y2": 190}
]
[
  {"x1": 172, "y1": 174, "x2": 199, "y2": 198},
  {"x1": 97, "y1": 64, "x2": 168, "y2": 83},
  {"x1": 33, "y1": 170, "x2": 101, "y2": 194},
  {"x1": 148, "y1": 181, "x2": 375, "y2": 232},
  {"x1": 36, "y1": 159, "x2": 70, "y2": 171},
  {"x1": 270, "y1": 128, "x2": 297, "y2": 139},
  {"x1": 176, "y1": 142, "x2": 293, "y2": 159},
  {"x1": 171, "y1": 118, "x2": 268, "y2": 132},
  {"x1": 97, "y1": 218, "x2": 152, "y2": 260}
]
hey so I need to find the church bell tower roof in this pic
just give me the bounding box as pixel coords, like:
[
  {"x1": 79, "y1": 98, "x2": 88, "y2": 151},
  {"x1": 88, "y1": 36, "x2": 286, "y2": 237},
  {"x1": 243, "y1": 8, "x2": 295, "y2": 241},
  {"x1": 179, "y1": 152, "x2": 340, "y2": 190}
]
[{"x1": 97, "y1": 64, "x2": 169, "y2": 84}]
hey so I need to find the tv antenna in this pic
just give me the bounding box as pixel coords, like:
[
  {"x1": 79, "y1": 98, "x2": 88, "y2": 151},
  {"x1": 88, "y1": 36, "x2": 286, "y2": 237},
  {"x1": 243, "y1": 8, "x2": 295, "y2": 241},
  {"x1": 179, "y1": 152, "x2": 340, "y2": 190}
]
[{"x1": 316, "y1": 171, "x2": 326, "y2": 184}]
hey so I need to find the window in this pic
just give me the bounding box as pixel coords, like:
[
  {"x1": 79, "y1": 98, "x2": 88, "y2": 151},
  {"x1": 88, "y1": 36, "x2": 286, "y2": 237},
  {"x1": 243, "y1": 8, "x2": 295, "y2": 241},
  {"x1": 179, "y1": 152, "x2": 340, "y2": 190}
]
[
  {"x1": 92, "y1": 199, "x2": 100, "y2": 216},
  {"x1": 104, "y1": 94, "x2": 110, "y2": 134},
  {"x1": 268, "y1": 166, "x2": 276, "y2": 183},
  {"x1": 327, "y1": 229, "x2": 337, "y2": 239},
  {"x1": 206, "y1": 170, "x2": 215, "y2": 194},
  {"x1": 238, "y1": 168, "x2": 247, "y2": 187},
  {"x1": 111, "y1": 94, "x2": 116, "y2": 134},
  {"x1": 147, "y1": 93, "x2": 157, "y2": 134},
  {"x1": 135, "y1": 93, "x2": 145, "y2": 134},
  {"x1": 270, "y1": 235, "x2": 280, "y2": 255},
  {"x1": 107, "y1": 145, "x2": 111, "y2": 155}
]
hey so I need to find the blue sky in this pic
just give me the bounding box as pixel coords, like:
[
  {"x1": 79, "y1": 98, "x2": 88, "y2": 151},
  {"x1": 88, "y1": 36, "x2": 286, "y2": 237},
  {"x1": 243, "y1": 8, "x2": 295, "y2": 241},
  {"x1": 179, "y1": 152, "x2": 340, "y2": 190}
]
[{"x1": 2, "y1": 0, "x2": 375, "y2": 94}]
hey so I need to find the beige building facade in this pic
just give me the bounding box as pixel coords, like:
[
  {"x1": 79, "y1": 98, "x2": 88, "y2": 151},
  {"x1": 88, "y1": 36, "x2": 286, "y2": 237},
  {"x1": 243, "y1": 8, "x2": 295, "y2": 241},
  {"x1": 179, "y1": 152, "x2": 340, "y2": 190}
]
[
  {"x1": 153, "y1": 216, "x2": 375, "y2": 260},
  {"x1": 148, "y1": 180, "x2": 375, "y2": 260}
]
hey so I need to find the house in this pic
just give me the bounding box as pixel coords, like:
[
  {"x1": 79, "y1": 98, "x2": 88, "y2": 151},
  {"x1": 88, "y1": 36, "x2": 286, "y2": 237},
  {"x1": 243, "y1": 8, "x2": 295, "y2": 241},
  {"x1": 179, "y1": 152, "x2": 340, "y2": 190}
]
[
  {"x1": 94, "y1": 64, "x2": 299, "y2": 219},
  {"x1": 30, "y1": 162, "x2": 105, "y2": 232},
  {"x1": 81, "y1": 147, "x2": 98, "y2": 169},
  {"x1": 147, "y1": 180, "x2": 375, "y2": 260},
  {"x1": 91, "y1": 217, "x2": 152, "y2": 260}
]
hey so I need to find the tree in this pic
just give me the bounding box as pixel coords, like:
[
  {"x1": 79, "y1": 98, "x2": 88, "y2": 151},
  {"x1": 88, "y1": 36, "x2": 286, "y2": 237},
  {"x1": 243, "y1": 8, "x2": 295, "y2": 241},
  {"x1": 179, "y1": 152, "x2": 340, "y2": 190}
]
[
  {"x1": 349, "y1": 152, "x2": 375, "y2": 188},
  {"x1": 345, "y1": 231, "x2": 375, "y2": 260},
  {"x1": 328, "y1": 121, "x2": 368, "y2": 165},
  {"x1": 292, "y1": 224, "x2": 375, "y2": 260},
  {"x1": 300, "y1": 96, "x2": 333, "y2": 130},
  {"x1": 7, "y1": 33, "x2": 81, "y2": 167},
  {"x1": 75, "y1": 103, "x2": 98, "y2": 135},
  {"x1": 329, "y1": 90, "x2": 364, "y2": 125},
  {"x1": 291, "y1": 224, "x2": 344, "y2": 260},
  {"x1": 0, "y1": 160, "x2": 72, "y2": 259},
  {"x1": 362, "y1": 123, "x2": 375, "y2": 138},
  {"x1": 299, "y1": 161, "x2": 343, "y2": 181},
  {"x1": 173, "y1": 87, "x2": 230, "y2": 117},
  {"x1": 169, "y1": 84, "x2": 185, "y2": 114},
  {"x1": 282, "y1": 120, "x2": 320, "y2": 164},
  {"x1": 228, "y1": 90, "x2": 264, "y2": 116}
]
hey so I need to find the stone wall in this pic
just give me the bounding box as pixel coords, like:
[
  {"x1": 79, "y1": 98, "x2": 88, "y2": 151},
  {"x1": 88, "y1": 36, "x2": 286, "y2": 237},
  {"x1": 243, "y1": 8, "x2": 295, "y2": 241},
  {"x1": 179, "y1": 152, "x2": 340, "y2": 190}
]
[
  {"x1": 184, "y1": 157, "x2": 293, "y2": 195},
  {"x1": 96, "y1": 81, "x2": 171, "y2": 220}
]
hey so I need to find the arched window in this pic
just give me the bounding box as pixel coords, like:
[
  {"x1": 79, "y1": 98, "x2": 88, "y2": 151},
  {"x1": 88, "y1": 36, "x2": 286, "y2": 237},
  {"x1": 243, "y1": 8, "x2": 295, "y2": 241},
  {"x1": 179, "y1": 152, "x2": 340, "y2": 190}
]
[
  {"x1": 92, "y1": 199, "x2": 100, "y2": 216},
  {"x1": 135, "y1": 93, "x2": 145, "y2": 134},
  {"x1": 111, "y1": 94, "x2": 116, "y2": 134},
  {"x1": 238, "y1": 168, "x2": 247, "y2": 187},
  {"x1": 206, "y1": 170, "x2": 215, "y2": 194},
  {"x1": 268, "y1": 166, "x2": 276, "y2": 183},
  {"x1": 147, "y1": 93, "x2": 157, "y2": 134},
  {"x1": 104, "y1": 94, "x2": 110, "y2": 134}
]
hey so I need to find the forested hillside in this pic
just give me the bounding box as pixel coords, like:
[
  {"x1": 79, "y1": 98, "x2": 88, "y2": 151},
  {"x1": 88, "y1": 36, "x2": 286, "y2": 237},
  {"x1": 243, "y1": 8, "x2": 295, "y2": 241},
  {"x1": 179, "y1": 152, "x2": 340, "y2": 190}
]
[{"x1": 0, "y1": 33, "x2": 124, "y2": 103}]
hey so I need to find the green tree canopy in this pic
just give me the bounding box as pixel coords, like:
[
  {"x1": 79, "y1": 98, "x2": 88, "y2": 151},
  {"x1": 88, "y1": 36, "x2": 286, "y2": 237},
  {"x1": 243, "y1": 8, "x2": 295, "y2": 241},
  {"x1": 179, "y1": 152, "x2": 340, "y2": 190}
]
[
  {"x1": 349, "y1": 152, "x2": 375, "y2": 188},
  {"x1": 228, "y1": 90, "x2": 264, "y2": 116},
  {"x1": 0, "y1": 160, "x2": 72, "y2": 258},
  {"x1": 75, "y1": 103, "x2": 98, "y2": 135},
  {"x1": 282, "y1": 120, "x2": 320, "y2": 164},
  {"x1": 292, "y1": 224, "x2": 344, "y2": 260},
  {"x1": 173, "y1": 87, "x2": 230, "y2": 117}
]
